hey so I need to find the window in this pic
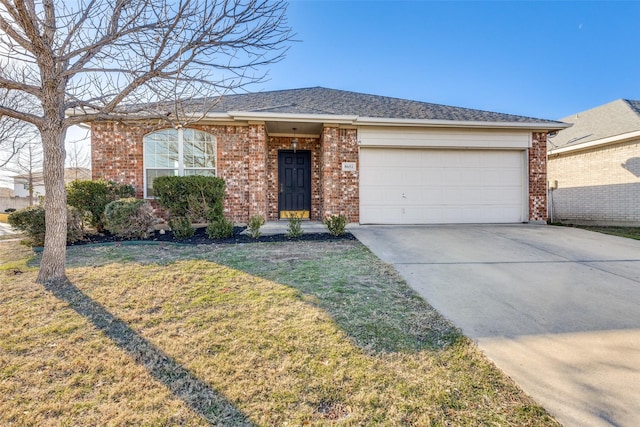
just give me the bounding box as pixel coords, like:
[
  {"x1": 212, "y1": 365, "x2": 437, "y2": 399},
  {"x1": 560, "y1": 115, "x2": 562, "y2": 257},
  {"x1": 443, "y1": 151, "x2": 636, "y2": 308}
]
[{"x1": 143, "y1": 128, "x2": 217, "y2": 197}]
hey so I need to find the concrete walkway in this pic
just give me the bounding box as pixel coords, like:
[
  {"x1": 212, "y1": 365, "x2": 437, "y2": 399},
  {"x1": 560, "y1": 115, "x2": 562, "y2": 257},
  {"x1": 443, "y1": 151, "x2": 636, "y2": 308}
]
[
  {"x1": 352, "y1": 224, "x2": 640, "y2": 427},
  {"x1": 249, "y1": 221, "x2": 360, "y2": 236},
  {"x1": 0, "y1": 221, "x2": 17, "y2": 237}
]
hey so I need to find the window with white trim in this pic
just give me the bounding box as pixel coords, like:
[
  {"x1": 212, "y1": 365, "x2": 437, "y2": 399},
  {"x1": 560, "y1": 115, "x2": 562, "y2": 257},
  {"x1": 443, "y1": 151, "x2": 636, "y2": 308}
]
[{"x1": 143, "y1": 128, "x2": 217, "y2": 198}]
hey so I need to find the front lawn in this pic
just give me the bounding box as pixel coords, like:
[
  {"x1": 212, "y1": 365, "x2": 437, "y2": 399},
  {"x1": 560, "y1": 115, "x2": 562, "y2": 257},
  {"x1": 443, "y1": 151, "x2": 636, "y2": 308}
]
[
  {"x1": 1, "y1": 240, "x2": 558, "y2": 426},
  {"x1": 576, "y1": 225, "x2": 640, "y2": 241}
]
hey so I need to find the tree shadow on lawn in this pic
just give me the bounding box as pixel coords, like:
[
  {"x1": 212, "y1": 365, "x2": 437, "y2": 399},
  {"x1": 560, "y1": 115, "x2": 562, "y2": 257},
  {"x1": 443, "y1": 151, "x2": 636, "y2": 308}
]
[
  {"x1": 44, "y1": 279, "x2": 255, "y2": 426},
  {"x1": 191, "y1": 242, "x2": 465, "y2": 354},
  {"x1": 58, "y1": 241, "x2": 464, "y2": 354}
]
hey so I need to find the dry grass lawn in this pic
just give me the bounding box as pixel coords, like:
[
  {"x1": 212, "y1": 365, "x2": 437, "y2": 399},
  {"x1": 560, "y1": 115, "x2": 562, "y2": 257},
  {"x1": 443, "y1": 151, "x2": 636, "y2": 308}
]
[{"x1": 0, "y1": 239, "x2": 559, "y2": 426}]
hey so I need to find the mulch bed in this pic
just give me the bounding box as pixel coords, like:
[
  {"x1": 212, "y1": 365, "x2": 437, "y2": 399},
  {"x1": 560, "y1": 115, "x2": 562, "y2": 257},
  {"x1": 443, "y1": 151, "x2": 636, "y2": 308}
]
[{"x1": 68, "y1": 226, "x2": 356, "y2": 246}]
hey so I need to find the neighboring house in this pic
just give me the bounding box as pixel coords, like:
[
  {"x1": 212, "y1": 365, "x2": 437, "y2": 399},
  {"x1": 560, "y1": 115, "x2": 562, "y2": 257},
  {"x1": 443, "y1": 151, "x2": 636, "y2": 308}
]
[
  {"x1": 12, "y1": 167, "x2": 91, "y2": 198},
  {"x1": 90, "y1": 87, "x2": 567, "y2": 224},
  {"x1": 548, "y1": 99, "x2": 640, "y2": 225}
]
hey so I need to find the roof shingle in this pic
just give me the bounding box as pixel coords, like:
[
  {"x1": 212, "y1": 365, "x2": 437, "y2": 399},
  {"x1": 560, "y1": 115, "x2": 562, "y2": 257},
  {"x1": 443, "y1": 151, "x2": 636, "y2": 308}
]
[
  {"x1": 188, "y1": 87, "x2": 562, "y2": 125},
  {"x1": 549, "y1": 99, "x2": 640, "y2": 150}
]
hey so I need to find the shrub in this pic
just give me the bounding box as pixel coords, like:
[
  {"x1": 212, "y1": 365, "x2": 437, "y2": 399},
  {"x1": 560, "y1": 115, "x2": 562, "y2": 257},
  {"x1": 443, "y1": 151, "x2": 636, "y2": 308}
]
[
  {"x1": 4, "y1": 208, "x2": 16, "y2": 213},
  {"x1": 324, "y1": 214, "x2": 347, "y2": 236},
  {"x1": 104, "y1": 198, "x2": 156, "y2": 239},
  {"x1": 286, "y1": 213, "x2": 303, "y2": 238},
  {"x1": 67, "y1": 180, "x2": 135, "y2": 231},
  {"x1": 247, "y1": 214, "x2": 265, "y2": 239},
  {"x1": 8, "y1": 205, "x2": 84, "y2": 246},
  {"x1": 153, "y1": 176, "x2": 225, "y2": 222},
  {"x1": 206, "y1": 217, "x2": 234, "y2": 239},
  {"x1": 169, "y1": 216, "x2": 195, "y2": 239}
]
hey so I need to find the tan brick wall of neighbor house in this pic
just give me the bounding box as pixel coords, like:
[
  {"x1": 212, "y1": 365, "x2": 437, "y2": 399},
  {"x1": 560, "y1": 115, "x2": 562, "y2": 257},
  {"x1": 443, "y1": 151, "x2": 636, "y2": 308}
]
[
  {"x1": 321, "y1": 126, "x2": 359, "y2": 222},
  {"x1": 529, "y1": 132, "x2": 548, "y2": 222},
  {"x1": 548, "y1": 138, "x2": 640, "y2": 225},
  {"x1": 92, "y1": 121, "x2": 253, "y2": 223},
  {"x1": 266, "y1": 136, "x2": 321, "y2": 221}
]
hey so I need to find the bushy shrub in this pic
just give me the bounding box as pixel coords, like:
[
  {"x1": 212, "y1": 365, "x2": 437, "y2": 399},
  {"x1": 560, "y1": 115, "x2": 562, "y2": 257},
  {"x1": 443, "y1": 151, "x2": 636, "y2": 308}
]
[
  {"x1": 153, "y1": 176, "x2": 225, "y2": 222},
  {"x1": 206, "y1": 217, "x2": 233, "y2": 239},
  {"x1": 324, "y1": 214, "x2": 347, "y2": 236},
  {"x1": 104, "y1": 198, "x2": 156, "y2": 239},
  {"x1": 67, "y1": 180, "x2": 135, "y2": 231},
  {"x1": 4, "y1": 208, "x2": 16, "y2": 213},
  {"x1": 247, "y1": 214, "x2": 265, "y2": 239},
  {"x1": 8, "y1": 205, "x2": 84, "y2": 246},
  {"x1": 169, "y1": 216, "x2": 195, "y2": 239},
  {"x1": 286, "y1": 213, "x2": 303, "y2": 238}
]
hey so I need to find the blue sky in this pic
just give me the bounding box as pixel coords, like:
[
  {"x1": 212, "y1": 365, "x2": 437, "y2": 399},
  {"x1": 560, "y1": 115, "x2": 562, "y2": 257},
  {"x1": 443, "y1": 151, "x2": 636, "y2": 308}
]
[{"x1": 255, "y1": 0, "x2": 640, "y2": 120}]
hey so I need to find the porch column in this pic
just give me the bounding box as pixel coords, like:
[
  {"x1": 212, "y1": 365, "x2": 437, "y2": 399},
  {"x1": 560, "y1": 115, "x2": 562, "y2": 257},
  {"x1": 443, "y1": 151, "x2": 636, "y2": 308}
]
[
  {"x1": 320, "y1": 125, "x2": 360, "y2": 222},
  {"x1": 247, "y1": 123, "x2": 268, "y2": 220},
  {"x1": 529, "y1": 131, "x2": 548, "y2": 222}
]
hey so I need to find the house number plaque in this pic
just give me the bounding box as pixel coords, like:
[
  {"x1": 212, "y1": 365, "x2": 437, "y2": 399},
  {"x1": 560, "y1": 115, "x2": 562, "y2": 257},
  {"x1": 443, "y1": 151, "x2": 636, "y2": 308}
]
[{"x1": 342, "y1": 162, "x2": 356, "y2": 172}]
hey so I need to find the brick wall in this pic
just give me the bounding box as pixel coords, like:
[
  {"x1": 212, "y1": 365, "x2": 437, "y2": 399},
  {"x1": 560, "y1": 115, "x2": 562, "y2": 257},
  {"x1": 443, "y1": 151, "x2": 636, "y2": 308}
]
[
  {"x1": 247, "y1": 124, "x2": 268, "y2": 218},
  {"x1": 91, "y1": 121, "x2": 252, "y2": 223},
  {"x1": 320, "y1": 126, "x2": 359, "y2": 222},
  {"x1": 548, "y1": 138, "x2": 640, "y2": 225},
  {"x1": 92, "y1": 120, "x2": 541, "y2": 225},
  {"x1": 529, "y1": 132, "x2": 548, "y2": 222}
]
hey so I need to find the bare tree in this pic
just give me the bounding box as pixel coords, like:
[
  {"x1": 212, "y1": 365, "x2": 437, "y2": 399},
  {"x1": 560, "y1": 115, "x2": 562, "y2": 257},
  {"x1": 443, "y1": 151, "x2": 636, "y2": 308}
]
[
  {"x1": 0, "y1": 0, "x2": 291, "y2": 284},
  {"x1": 0, "y1": 92, "x2": 38, "y2": 167},
  {"x1": 7, "y1": 138, "x2": 44, "y2": 205}
]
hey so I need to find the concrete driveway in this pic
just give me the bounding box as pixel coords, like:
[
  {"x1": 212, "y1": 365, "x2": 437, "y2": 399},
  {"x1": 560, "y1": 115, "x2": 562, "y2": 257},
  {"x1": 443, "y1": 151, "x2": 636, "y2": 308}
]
[{"x1": 352, "y1": 224, "x2": 640, "y2": 427}]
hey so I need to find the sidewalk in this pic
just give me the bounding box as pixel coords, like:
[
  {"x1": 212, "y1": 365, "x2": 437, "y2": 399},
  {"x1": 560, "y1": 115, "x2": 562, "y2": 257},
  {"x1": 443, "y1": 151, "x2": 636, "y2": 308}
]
[{"x1": 248, "y1": 221, "x2": 359, "y2": 236}]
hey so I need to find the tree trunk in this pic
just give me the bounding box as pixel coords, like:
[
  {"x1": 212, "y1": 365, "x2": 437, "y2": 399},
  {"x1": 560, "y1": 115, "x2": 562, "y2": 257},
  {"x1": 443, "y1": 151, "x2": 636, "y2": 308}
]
[
  {"x1": 28, "y1": 171, "x2": 34, "y2": 206},
  {"x1": 36, "y1": 125, "x2": 68, "y2": 285}
]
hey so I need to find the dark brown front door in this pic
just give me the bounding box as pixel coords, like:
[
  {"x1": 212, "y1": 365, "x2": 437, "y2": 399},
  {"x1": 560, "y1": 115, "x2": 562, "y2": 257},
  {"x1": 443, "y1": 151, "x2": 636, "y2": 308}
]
[{"x1": 278, "y1": 150, "x2": 311, "y2": 219}]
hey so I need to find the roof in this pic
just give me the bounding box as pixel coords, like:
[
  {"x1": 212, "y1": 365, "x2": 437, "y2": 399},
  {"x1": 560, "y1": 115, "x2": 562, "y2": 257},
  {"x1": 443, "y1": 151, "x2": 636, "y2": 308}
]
[
  {"x1": 548, "y1": 99, "x2": 640, "y2": 153},
  {"x1": 13, "y1": 167, "x2": 91, "y2": 184},
  {"x1": 140, "y1": 87, "x2": 565, "y2": 132},
  {"x1": 195, "y1": 87, "x2": 561, "y2": 124}
]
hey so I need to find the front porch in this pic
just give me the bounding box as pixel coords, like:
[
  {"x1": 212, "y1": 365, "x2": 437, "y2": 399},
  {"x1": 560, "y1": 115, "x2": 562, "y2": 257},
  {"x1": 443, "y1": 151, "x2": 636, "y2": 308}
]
[{"x1": 243, "y1": 122, "x2": 359, "y2": 224}]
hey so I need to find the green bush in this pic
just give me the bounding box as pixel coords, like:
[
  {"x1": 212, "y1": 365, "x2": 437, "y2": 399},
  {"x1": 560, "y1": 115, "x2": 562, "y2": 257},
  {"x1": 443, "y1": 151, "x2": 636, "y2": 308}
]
[
  {"x1": 104, "y1": 198, "x2": 156, "y2": 239},
  {"x1": 286, "y1": 213, "x2": 304, "y2": 238},
  {"x1": 169, "y1": 216, "x2": 195, "y2": 239},
  {"x1": 8, "y1": 205, "x2": 84, "y2": 247},
  {"x1": 206, "y1": 217, "x2": 233, "y2": 239},
  {"x1": 247, "y1": 214, "x2": 265, "y2": 239},
  {"x1": 67, "y1": 180, "x2": 135, "y2": 231},
  {"x1": 152, "y1": 176, "x2": 225, "y2": 222},
  {"x1": 324, "y1": 214, "x2": 347, "y2": 236}
]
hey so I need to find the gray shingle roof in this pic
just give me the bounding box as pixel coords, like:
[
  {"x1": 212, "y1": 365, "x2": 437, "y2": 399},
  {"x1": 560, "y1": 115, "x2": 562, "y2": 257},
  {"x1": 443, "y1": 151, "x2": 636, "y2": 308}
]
[
  {"x1": 192, "y1": 87, "x2": 562, "y2": 125},
  {"x1": 549, "y1": 99, "x2": 640, "y2": 150},
  {"x1": 626, "y1": 99, "x2": 640, "y2": 116}
]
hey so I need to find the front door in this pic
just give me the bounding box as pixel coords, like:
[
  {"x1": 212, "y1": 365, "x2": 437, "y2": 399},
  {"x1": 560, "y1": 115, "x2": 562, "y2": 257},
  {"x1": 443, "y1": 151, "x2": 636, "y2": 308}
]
[{"x1": 278, "y1": 150, "x2": 311, "y2": 219}]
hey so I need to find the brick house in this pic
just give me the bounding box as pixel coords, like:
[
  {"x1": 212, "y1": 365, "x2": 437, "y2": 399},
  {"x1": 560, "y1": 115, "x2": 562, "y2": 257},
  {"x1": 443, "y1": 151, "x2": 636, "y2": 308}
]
[
  {"x1": 548, "y1": 99, "x2": 640, "y2": 225},
  {"x1": 91, "y1": 87, "x2": 567, "y2": 224}
]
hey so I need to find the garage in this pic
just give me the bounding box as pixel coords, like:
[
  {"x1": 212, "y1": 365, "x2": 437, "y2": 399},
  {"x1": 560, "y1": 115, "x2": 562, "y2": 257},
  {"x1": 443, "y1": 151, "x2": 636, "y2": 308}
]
[{"x1": 358, "y1": 128, "x2": 530, "y2": 224}]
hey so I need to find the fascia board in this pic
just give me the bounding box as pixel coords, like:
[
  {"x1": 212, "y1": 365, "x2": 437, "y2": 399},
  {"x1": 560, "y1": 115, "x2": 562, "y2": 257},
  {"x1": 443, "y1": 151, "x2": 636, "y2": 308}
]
[
  {"x1": 353, "y1": 116, "x2": 570, "y2": 131},
  {"x1": 226, "y1": 112, "x2": 569, "y2": 131},
  {"x1": 548, "y1": 130, "x2": 640, "y2": 155}
]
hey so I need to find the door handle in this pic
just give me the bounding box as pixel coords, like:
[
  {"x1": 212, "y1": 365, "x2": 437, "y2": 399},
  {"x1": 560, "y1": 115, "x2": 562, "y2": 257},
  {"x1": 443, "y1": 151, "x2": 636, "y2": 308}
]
[{"x1": 280, "y1": 183, "x2": 284, "y2": 193}]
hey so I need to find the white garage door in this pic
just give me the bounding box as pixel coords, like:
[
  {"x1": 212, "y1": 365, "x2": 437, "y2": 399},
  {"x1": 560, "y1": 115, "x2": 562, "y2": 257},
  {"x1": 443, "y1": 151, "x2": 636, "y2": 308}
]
[{"x1": 359, "y1": 148, "x2": 526, "y2": 224}]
